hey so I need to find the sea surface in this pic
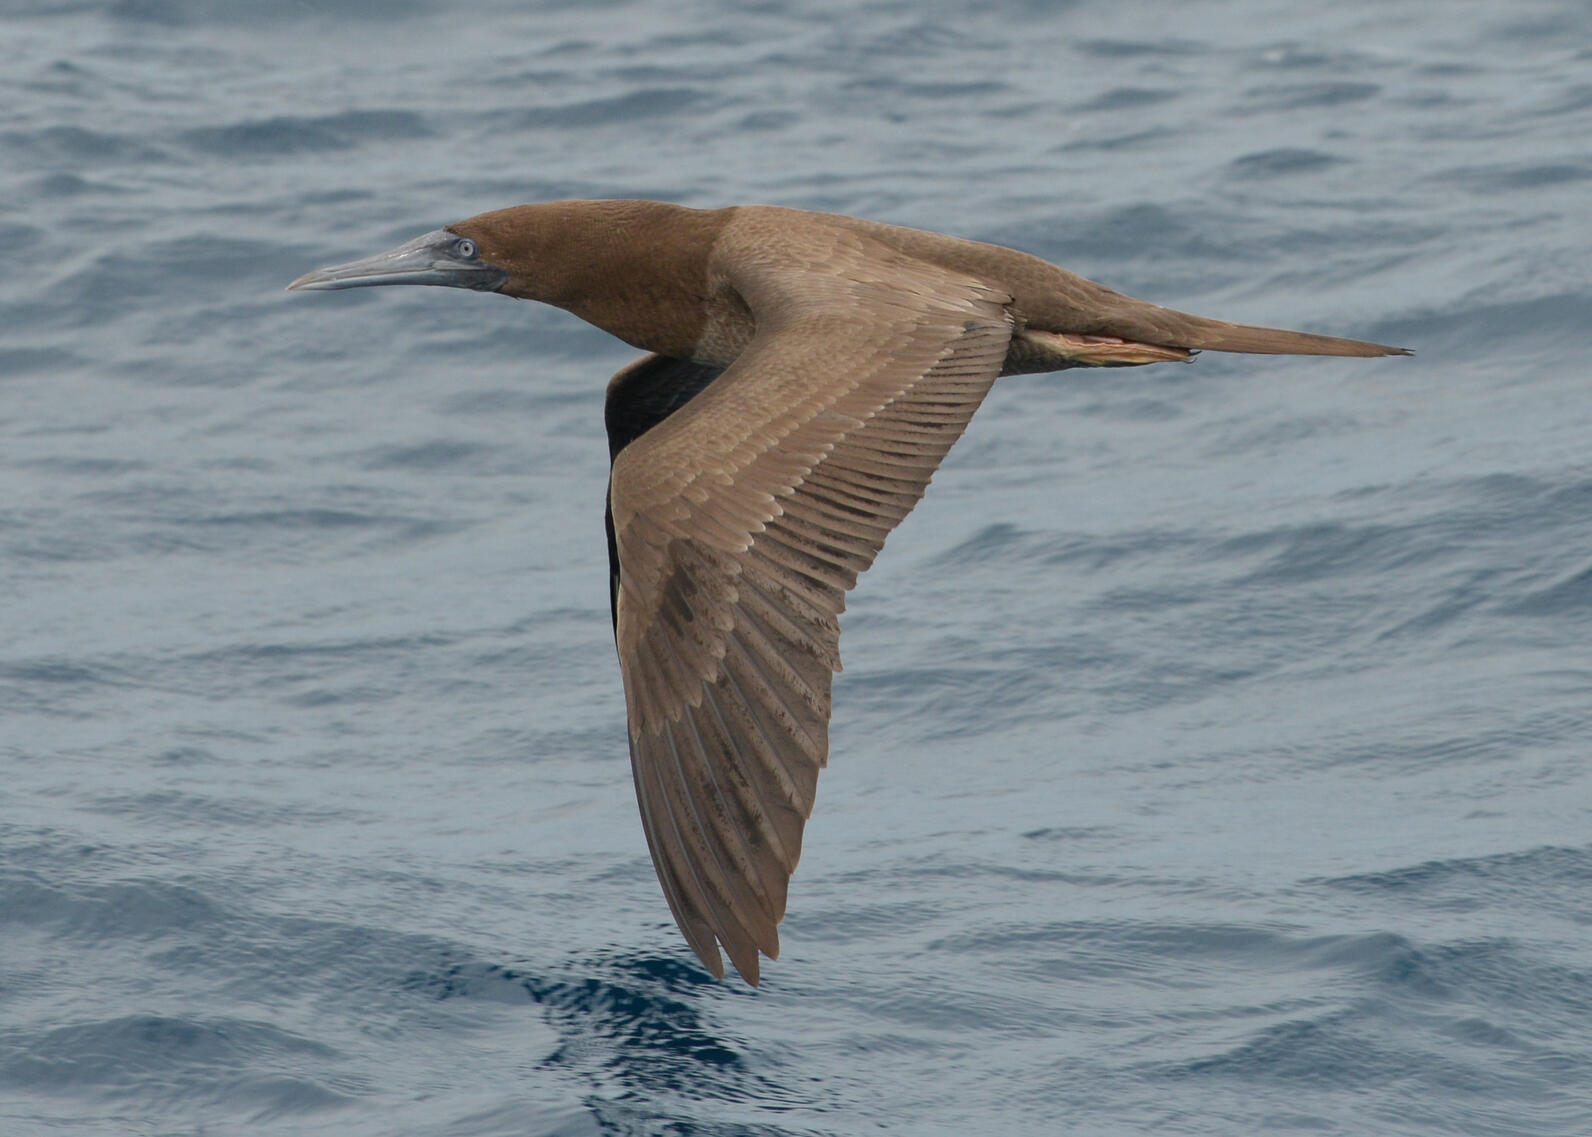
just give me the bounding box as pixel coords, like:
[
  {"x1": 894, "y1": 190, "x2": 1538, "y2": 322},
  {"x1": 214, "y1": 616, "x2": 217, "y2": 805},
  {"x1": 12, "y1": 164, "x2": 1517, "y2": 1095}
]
[{"x1": 3, "y1": 1, "x2": 1590, "y2": 1134}]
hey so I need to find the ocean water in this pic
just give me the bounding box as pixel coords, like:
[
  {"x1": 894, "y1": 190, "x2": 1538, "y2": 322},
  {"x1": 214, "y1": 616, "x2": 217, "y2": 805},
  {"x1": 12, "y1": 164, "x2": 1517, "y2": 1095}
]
[{"x1": 3, "y1": 0, "x2": 1590, "y2": 1133}]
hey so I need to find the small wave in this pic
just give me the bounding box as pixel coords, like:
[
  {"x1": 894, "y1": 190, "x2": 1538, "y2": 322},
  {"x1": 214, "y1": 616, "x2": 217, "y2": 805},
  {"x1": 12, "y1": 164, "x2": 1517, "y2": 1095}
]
[
  {"x1": 0, "y1": 1013, "x2": 348, "y2": 1111},
  {"x1": 405, "y1": 953, "x2": 771, "y2": 1098},
  {"x1": 1159, "y1": 1007, "x2": 1413, "y2": 1088},
  {"x1": 1072, "y1": 86, "x2": 1179, "y2": 113},
  {"x1": 1506, "y1": 562, "x2": 1592, "y2": 617},
  {"x1": 1227, "y1": 148, "x2": 1346, "y2": 179},
  {"x1": 108, "y1": 0, "x2": 430, "y2": 26},
  {"x1": 1438, "y1": 161, "x2": 1592, "y2": 193},
  {"x1": 0, "y1": 872, "x2": 227, "y2": 942},
  {"x1": 2, "y1": 124, "x2": 171, "y2": 166},
  {"x1": 1027, "y1": 201, "x2": 1260, "y2": 266},
  {"x1": 32, "y1": 172, "x2": 131, "y2": 196},
  {"x1": 516, "y1": 88, "x2": 709, "y2": 129},
  {"x1": 1315, "y1": 845, "x2": 1592, "y2": 905},
  {"x1": 1370, "y1": 292, "x2": 1588, "y2": 357},
  {"x1": 1223, "y1": 520, "x2": 1427, "y2": 586},
  {"x1": 1076, "y1": 37, "x2": 1206, "y2": 58},
  {"x1": 30, "y1": 235, "x2": 311, "y2": 328},
  {"x1": 181, "y1": 110, "x2": 431, "y2": 158},
  {"x1": 356, "y1": 439, "x2": 506, "y2": 473},
  {"x1": 843, "y1": 76, "x2": 1011, "y2": 100},
  {"x1": 1238, "y1": 81, "x2": 1382, "y2": 112}
]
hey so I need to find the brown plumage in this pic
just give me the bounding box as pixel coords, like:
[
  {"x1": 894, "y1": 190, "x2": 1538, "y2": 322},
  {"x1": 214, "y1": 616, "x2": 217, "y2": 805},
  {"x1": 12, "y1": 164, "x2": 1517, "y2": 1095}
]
[{"x1": 287, "y1": 199, "x2": 1410, "y2": 984}]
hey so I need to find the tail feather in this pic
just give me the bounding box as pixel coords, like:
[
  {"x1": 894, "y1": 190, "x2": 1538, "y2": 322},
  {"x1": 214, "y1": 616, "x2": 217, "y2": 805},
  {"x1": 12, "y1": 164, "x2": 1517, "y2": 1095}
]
[
  {"x1": 1180, "y1": 318, "x2": 1411, "y2": 357},
  {"x1": 1067, "y1": 279, "x2": 1413, "y2": 359}
]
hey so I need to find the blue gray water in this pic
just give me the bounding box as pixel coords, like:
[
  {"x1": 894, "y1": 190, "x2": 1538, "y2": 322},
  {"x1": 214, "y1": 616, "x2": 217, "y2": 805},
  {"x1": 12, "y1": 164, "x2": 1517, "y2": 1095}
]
[{"x1": 3, "y1": 1, "x2": 1590, "y2": 1133}]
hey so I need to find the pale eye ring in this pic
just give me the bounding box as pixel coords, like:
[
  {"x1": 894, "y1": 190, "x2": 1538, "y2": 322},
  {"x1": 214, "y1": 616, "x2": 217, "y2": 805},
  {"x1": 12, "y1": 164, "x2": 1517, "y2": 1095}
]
[{"x1": 454, "y1": 238, "x2": 478, "y2": 260}]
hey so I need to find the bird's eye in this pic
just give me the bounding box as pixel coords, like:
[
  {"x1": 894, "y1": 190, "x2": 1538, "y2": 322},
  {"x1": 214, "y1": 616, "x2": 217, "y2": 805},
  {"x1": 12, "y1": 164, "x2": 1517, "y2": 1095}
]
[{"x1": 454, "y1": 238, "x2": 478, "y2": 260}]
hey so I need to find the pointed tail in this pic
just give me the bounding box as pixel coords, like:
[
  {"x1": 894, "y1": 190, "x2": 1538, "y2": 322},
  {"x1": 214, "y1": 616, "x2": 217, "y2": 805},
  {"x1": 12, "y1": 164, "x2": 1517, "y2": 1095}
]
[
  {"x1": 1178, "y1": 317, "x2": 1411, "y2": 357},
  {"x1": 1061, "y1": 276, "x2": 1413, "y2": 358}
]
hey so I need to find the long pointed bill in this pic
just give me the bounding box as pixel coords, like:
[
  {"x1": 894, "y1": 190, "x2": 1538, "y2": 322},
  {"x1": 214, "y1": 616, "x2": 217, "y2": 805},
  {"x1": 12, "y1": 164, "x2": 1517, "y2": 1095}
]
[{"x1": 286, "y1": 228, "x2": 507, "y2": 293}]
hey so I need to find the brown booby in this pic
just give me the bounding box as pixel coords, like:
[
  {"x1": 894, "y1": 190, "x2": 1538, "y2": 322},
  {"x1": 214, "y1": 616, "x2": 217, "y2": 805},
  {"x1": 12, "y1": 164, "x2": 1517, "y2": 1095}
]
[{"x1": 288, "y1": 200, "x2": 1409, "y2": 984}]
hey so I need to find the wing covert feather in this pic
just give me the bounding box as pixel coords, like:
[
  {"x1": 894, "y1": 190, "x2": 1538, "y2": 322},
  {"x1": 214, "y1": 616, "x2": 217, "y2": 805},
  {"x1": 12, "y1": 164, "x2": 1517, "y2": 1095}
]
[{"x1": 608, "y1": 232, "x2": 1013, "y2": 980}]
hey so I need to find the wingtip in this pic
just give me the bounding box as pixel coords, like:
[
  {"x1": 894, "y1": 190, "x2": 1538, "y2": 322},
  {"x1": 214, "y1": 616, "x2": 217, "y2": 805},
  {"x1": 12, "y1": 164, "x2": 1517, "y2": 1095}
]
[
  {"x1": 726, "y1": 948, "x2": 761, "y2": 986},
  {"x1": 700, "y1": 944, "x2": 726, "y2": 980},
  {"x1": 723, "y1": 937, "x2": 764, "y2": 986}
]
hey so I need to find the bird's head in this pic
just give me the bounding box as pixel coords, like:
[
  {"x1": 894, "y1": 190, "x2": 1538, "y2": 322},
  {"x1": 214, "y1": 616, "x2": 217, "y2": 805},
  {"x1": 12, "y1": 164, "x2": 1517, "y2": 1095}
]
[
  {"x1": 286, "y1": 201, "x2": 718, "y2": 358},
  {"x1": 284, "y1": 202, "x2": 662, "y2": 308}
]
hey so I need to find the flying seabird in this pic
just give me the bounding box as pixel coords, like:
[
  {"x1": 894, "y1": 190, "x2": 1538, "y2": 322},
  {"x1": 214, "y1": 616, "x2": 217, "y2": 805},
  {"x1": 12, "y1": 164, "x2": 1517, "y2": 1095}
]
[{"x1": 288, "y1": 200, "x2": 1409, "y2": 984}]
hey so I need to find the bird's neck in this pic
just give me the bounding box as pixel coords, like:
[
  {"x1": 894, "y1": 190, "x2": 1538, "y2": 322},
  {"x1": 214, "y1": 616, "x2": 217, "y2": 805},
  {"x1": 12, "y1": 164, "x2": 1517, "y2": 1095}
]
[{"x1": 473, "y1": 200, "x2": 731, "y2": 361}]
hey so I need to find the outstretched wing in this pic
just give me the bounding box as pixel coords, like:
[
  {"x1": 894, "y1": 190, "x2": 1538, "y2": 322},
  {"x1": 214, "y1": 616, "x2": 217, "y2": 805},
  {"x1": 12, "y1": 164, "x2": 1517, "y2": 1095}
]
[{"x1": 608, "y1": 231, "x2": 1013, "y2": 982}]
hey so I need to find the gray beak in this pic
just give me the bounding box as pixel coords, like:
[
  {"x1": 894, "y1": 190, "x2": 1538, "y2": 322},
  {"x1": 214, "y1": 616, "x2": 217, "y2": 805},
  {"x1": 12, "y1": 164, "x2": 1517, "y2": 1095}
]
[{"x1": 286, "y1": 228, "x2": 507, "y2": 292}]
